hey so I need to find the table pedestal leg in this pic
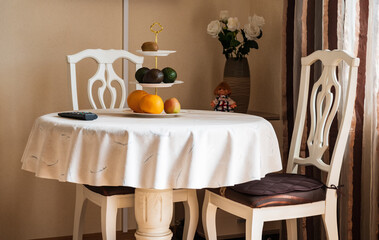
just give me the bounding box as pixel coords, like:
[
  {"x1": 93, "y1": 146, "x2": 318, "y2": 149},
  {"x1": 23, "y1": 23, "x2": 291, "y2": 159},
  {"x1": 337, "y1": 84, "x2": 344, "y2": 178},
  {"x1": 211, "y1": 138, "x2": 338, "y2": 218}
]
[{"x1": 134, "y1": 188, "x2": 173, "y2": 240}]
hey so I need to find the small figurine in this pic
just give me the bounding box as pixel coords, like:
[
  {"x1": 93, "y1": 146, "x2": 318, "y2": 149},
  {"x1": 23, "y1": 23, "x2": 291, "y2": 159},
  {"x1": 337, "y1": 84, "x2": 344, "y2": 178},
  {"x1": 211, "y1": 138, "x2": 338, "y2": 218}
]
[{"x1": 211, "y1": 82, "x2": 237, "y2": 112}]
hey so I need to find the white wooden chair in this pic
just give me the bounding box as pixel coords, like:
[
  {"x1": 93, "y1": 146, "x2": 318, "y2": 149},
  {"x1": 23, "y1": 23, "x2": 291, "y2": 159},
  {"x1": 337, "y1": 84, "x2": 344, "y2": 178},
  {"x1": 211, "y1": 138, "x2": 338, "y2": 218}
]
[
  {"x1": 202, "y1": 50, "x2": 359, "y2": 240},
  {"x1": 67, "y1": 49, "x2": 198, "y2": 240}
]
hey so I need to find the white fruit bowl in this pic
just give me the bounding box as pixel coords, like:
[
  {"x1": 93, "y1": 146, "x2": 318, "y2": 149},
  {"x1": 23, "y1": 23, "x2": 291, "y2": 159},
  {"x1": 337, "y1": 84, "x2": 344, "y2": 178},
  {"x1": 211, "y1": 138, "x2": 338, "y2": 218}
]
[
  {"x1": 123, "y1": 109, "x2": 186, "y2": 118},
  {"x1": 129, "y1": 80, "x2": 183, "y2": 88}
]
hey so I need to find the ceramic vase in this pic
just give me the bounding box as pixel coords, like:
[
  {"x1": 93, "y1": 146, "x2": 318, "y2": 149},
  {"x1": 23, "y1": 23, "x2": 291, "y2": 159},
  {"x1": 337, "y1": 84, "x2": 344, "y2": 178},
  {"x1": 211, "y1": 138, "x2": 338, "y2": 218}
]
[{"x1": 223, "y1": 57, "x2": 250, "y2": 113}]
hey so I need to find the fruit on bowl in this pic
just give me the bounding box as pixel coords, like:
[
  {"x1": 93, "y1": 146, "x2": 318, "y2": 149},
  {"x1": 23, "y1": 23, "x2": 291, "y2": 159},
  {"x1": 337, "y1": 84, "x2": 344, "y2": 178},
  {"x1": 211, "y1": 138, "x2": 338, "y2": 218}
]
[
  {"x1": 162, "y1": 67, "x2": 177, "y2": 83},
  {"x1": 164, "y1": 97, "x2": 181, "y2": 114},
  {"x1": 142, "y1": 69, "x2": 164, "y2": 83},
  {"x1": 141, "y1": 42, "x2": 159, "y2": 51},
  {"x1": 127, "y1": 90, "x2": 149, "y2": 113},
  {"x1": 135, "y1": 67, "x2": 150, "y2": 83},
  {"x1": 139, "y1": 94, "x2": 164, "y2": 114}
]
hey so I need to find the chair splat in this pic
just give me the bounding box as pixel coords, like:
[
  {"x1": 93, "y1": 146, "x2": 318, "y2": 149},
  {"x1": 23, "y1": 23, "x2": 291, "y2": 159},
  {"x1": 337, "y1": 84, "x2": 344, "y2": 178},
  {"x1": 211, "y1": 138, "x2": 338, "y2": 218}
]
[{"x1": 303, "y1": 64, "x2": 341, "y2": 170}]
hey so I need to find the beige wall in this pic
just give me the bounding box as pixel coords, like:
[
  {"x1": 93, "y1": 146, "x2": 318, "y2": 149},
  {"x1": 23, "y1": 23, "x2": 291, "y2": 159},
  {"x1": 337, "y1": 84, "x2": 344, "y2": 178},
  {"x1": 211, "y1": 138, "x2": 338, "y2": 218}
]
[
  {"x1": 0, "y1": 0, "x2": 282, "y2": 238},
  {"x1": 0, "y1": 0, "x2": 123, "y2": 239},
  {"x1": 248, "y1": 0, "x2": 284, "y2": 150},
  {"x1": 249, "y1": 0, "x2": 283, "y2": 114}
]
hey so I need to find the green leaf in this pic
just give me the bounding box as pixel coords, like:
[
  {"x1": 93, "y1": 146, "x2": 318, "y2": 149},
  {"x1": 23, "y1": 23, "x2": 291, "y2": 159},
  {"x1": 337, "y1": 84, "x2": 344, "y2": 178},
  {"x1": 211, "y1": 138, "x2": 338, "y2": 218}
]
[
  {"x1": 224, "y1": 29, "x2": 231, "y2": 35},
  {"x1": 218, "y1": 34, "x2": 231, "y2": 49},
  {"x1": 226, "y1": 32, "x2": 234, "y2": 41},
  {"x1": 241, "y1": 29, "x2": 248, "y2": 42},
  {"x1": 230, "y1": 39, "x2": 241, "y2": 48},
  {"x1": 225, "y1": 48, "x2": 233, "y2": 54},
  {"x1": 245, "y1": 40, "x2": 258, "y2": 49},
  {"x1": 239, "y1": 45, "x2": 250, "y2": 55},
  {"x1": 256, "y1": 30, "x2": 263, "y2": 39}
]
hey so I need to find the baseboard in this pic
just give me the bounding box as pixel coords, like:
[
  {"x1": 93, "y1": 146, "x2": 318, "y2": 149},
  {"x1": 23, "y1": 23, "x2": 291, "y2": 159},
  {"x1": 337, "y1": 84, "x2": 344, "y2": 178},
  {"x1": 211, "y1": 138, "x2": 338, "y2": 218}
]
[{"x1": 32, "y1": 230, "x2": 136, "y2": 240}]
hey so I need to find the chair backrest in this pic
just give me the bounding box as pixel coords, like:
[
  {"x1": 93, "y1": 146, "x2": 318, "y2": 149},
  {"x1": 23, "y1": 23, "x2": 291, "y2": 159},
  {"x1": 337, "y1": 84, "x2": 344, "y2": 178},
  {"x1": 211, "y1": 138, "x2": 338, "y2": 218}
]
[
  {"x1": 286, "y1": 50, "x2": 359, "y2": 189},
  {"x1": 67, "y1": 49, "x2": 144, "y2": 110}
]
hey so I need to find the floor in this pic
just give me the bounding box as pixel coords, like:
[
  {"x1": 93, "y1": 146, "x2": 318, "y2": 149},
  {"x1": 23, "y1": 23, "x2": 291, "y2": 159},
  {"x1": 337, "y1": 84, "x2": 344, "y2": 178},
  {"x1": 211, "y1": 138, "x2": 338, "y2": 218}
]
[
  {"x1": 32, "y1": 231, "x2": 135, "y2": 240},
  {"x1": 34, "y1": 221, "x2": 280, "y2": 240},
  {"x1": 34, "y1": 231, "x2": 280, "y2": 240}
]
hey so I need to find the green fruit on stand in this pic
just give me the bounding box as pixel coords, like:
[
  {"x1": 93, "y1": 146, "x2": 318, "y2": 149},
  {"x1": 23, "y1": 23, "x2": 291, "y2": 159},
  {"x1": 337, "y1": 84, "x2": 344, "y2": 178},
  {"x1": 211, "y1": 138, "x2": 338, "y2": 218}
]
[
  {"x1": 135, "y1": 67, "x2": 150, "y2": 83},
  {"x1": 162, "y1": 67, "x2": 177, "y2": 83}
]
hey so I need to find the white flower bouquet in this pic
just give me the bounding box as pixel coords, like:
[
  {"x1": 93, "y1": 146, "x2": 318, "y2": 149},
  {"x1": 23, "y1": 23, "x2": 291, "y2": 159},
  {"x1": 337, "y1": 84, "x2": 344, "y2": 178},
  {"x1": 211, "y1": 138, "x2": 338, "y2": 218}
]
[{"x1": 207, "y1": 10, "x2": 265, "y2": 59}]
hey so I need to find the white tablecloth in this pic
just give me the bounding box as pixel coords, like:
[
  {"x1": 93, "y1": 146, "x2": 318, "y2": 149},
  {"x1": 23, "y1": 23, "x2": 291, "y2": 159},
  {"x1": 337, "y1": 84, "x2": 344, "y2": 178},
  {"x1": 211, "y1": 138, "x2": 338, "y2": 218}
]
[{"x1": 21, "y1": 109, "x2": 282, "y2": 189}]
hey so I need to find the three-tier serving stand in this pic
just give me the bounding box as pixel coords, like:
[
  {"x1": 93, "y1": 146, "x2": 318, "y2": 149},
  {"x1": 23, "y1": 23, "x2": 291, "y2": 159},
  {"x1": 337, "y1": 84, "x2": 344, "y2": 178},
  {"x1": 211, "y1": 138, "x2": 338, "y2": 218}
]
[{"x1": 132, "y1": 22, "x2": 183, "y2": 95}]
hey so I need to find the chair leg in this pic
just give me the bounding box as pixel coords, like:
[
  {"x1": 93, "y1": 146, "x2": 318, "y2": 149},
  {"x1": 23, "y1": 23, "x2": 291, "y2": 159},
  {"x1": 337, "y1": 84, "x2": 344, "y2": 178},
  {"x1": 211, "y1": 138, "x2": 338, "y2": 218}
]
[
  {"x1": 322, "y1": 209, "x2": 338, "y2": 240},
  {"x1": 182, "y1": 189, "x2": 199, "y2": 240},
  {"x1": 202, "y1": 191, "x2": 218, "y2": 240},
  {"x1": 73, "y1": 185, "x2": 88, "y2": 240},
  {"x1": 101, "y1": 197, "x2": 118, "y2": 240},
  {"x1": 286, "y1": 219, "x2": 297, "y2": 240},
  {"x1": 246, "y1": 215, "x2": 263, "y2": 240}
]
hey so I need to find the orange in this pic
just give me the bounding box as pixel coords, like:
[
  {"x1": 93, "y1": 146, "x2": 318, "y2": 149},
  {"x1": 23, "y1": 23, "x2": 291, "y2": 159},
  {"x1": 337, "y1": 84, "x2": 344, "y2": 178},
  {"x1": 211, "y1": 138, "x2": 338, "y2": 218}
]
[
  {"x1": 127, "y1": 90, "x2": 148, "y2": 113},
  {"x1": 139, "y1": 94, "x2": 164, "y2": 114}
]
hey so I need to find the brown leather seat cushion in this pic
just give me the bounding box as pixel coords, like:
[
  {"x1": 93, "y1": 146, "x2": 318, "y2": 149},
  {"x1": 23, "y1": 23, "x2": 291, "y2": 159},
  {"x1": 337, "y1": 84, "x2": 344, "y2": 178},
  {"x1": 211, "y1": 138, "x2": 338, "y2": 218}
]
[
  {"x1": 232, "y1": 173, "x2": 324, "y2": 195},
  {"x1": 84, "y1": 185, "x2": 135, "y2": 196},
  {"x1": 209, "y1": 173, "x2": 326, "y2": 208}
]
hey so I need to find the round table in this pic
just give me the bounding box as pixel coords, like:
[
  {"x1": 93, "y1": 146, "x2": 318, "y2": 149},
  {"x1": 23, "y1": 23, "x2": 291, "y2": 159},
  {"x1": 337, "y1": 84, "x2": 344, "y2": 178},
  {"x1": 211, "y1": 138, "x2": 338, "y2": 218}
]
[{"x1": 21, "y1": 109, "x2": 282, "y2": 239}]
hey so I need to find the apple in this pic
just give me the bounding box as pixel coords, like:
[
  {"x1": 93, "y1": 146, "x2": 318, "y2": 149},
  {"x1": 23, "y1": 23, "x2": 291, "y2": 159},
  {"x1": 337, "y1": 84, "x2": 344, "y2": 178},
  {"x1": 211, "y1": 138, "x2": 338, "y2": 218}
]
[{"x1": 164, "y1": 97, "x2": 181, "y2": 114}]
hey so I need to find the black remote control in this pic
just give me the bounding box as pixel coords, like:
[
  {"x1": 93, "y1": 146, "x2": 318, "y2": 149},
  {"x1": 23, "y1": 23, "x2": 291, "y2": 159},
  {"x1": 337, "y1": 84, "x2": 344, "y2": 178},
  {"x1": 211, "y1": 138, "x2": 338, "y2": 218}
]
[{"x1": 58, "y1": 112, "x2": 98, "y2": 120}]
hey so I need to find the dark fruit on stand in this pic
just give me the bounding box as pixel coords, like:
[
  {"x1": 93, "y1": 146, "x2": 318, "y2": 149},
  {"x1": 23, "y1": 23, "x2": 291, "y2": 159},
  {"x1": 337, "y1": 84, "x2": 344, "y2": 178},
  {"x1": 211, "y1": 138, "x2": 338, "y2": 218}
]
[
  {"x1": 135, "y1": 67, "x2": 150, "y2": 83},
  {"x1": 142, "y1": 69, "x2": 164, "y2": 83},
  {"x1": 162, "y1": 67, "x2": 177, "y2": 83}
]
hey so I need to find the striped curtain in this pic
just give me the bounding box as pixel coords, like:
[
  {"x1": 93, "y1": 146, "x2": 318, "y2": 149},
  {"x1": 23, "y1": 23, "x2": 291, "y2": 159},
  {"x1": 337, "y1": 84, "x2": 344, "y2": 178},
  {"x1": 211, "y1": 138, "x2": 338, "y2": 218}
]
[{"x1": 282, "y1": 0, "x2": 379, "y2": 239}]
